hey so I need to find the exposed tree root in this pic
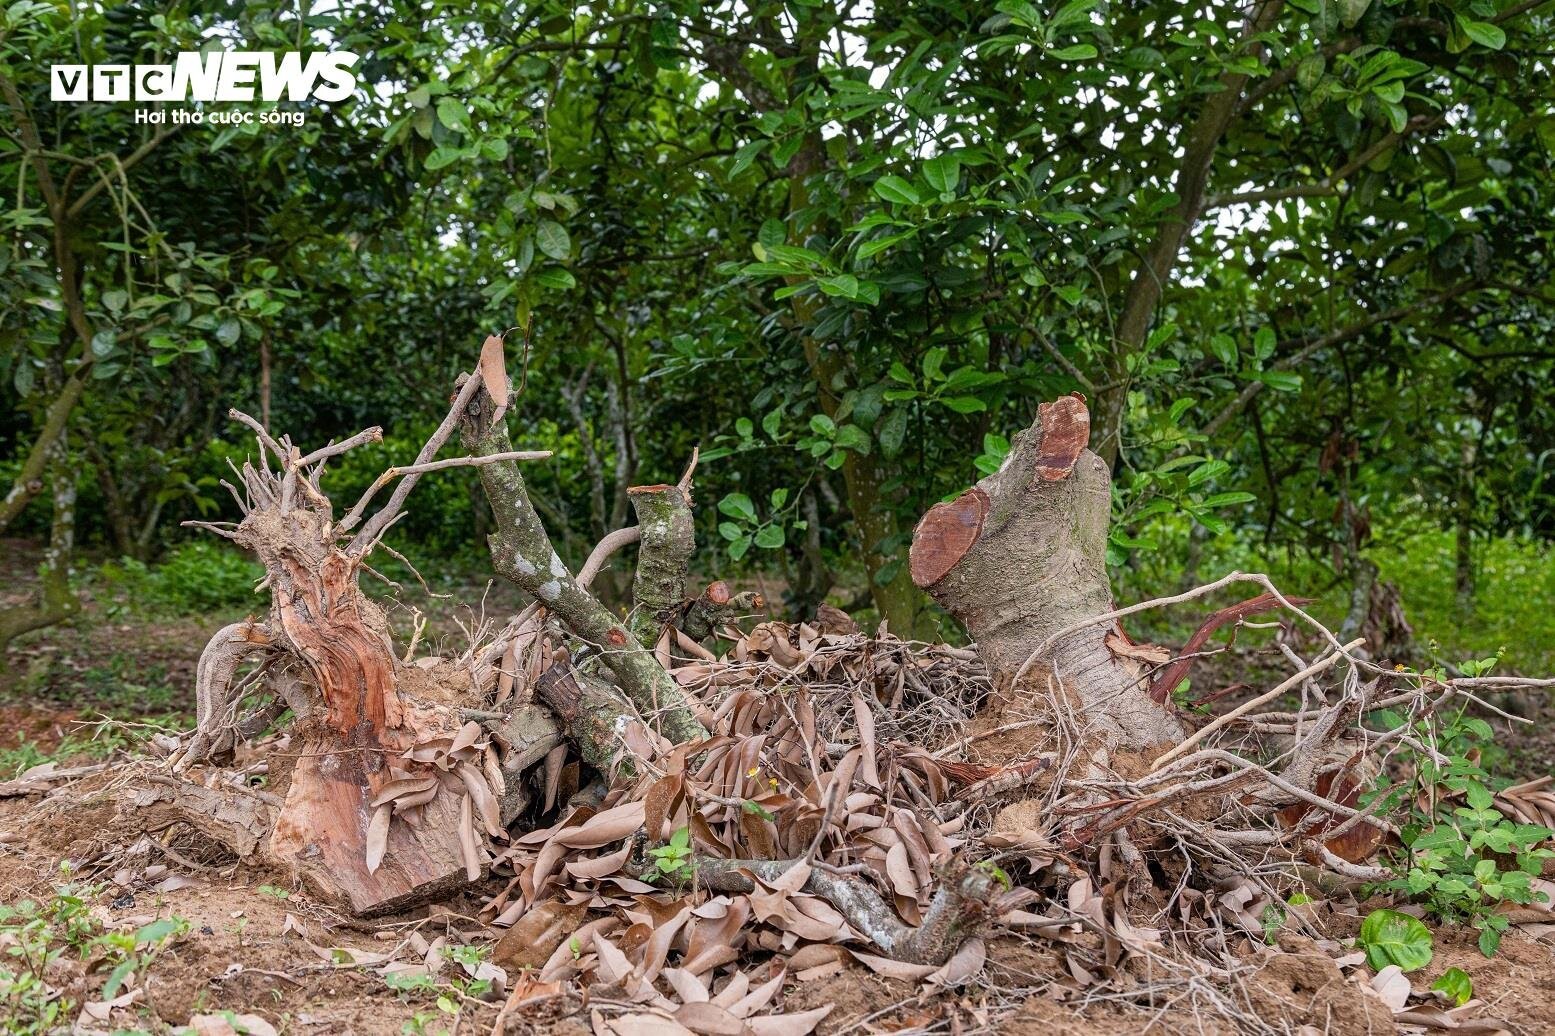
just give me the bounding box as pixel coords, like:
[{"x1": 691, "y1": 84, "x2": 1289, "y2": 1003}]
[
  {"x1": 119, "y1": 776, "x2": 275, "y2": 860},
  {"x1": 173, "y1": 620, "x2": 274, "y2": 770}
]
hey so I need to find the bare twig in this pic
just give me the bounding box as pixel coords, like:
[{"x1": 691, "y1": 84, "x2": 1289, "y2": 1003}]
[
  {"x1": 576, "y1": 526, "x2": 642, "y2": 589},
  {"x1": 1151, "y1": 640, "x2": 1365, "y2": 770}
]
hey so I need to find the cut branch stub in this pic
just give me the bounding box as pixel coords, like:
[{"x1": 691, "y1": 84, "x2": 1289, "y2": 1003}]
[
  {"x1": 908, "y1": 488, "x2": 987, "y2": 589},
  {"x1": 627, "y1": 482, "x2": 695, "y2": 649},
  {"x1": 909, "y1": 394, "x2": 1183, "y2": 753},
  {"x1": 1031, "y1": 393, "x2": 1091, "y2": 481},
  {"x1": 681, "y1": 581, "x2": 765, "y2": 641}
]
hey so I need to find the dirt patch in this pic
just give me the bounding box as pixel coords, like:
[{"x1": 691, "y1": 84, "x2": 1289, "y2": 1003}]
[
  {"x1": 1244, "y1": 942, "x2": 1396, "y2": 1034},
  {"x1": 0, "y1": 703, "x2": 88, "y2": 758}
]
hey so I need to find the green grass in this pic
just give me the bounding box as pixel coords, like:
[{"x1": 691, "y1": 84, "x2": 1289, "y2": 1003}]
[
  {"x1": 1372, "y1": 532, "x2": 1555, "y2": 676},
  {"x1": 94, "y1": 540, "x2": 267, "y2": 617},
  {"x1": 0, "y1": 729, "x2": 124, "y2": 778},
  {"x1": 1117, "y1": 525, "x2": 1555, "y2": 678},
  {"x1": 0, "y1": 651, "x2": 189, "y2": 777}
]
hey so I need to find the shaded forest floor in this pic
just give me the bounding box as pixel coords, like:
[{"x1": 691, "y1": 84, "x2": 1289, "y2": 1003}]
[{"x1": 4, "y1": 538, "x2": 1555, "y2": 1034}]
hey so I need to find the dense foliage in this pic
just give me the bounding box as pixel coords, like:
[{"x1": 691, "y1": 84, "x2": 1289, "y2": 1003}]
[{"x1": 3, "y1": 0, "x2": 1553, "y2": 655}]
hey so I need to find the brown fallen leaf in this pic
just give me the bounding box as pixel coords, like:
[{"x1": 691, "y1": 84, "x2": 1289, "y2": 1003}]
[
  {"x1": 673, "y1": 1002, "x2": 745, "y2": 1036},
  {"x1": 493, "y1": 899, "x2": 589, "y2": 970},
  {"x1": 1368, "y1": 965, "x2": 1412, "y2": 1012},
  {"x1": 607, "y1": 1013, "x2": 694, "y2": 1036},
  {"x1": 745, "y1": 1005, "x2": 835, "y2": 1036},
  {"x1": 848, "y1": 949, "x2": 937, "y2": 980},
  {"x1": 190, "y1": 1014, "x2": 278, "y2": 1036},
  {"x1": 554, "y1": 801, "x2": 646, "y2": 849},
  {"x1": 370, "y1": 776, "x2": 439, "y2": 808},
  {"x1": 365, "y1": 804, "x2": 391, "y2": 874},
  {"x1": 79, "y1": 989, "x2": 141, "y2": 1023}
]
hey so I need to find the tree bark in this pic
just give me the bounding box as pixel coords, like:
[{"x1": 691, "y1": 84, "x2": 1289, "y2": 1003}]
[
  {"x1": 0, "y1": 376, "x2": 86, "y2": 538},
  {"x1": 0, "y1": 436, "x2": 77, "y2": 654},
  {"x1": 1455, "y1": 437, "x2": 1476, "y2": 612},
  {"x1": 788, "y1": 153, "x2": 919, "y2": 635},
  {"x1": 909, "y1": 395, "x2": 1183, "y2": 753},
  {"x1": 259, "y1": 330, "x2": 273, "y2": 431},
  {"x1": 627, "y1": 482, "x2": 695, "y2": 648}
]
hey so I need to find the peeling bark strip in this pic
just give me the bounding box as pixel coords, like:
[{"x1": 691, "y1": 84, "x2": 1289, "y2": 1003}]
[
  {"x1": 909, "y1": 396, "x2": 1184, "y2": 753},
  {"x1": 1145, "y1": 591, "x2": 1312, "y2": 703}
]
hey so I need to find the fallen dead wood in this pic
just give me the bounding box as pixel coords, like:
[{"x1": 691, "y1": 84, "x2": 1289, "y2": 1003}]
[
  {"x1": 682, "y1": 858, "x2": 1000, "y2": 966},
  {"x1": 0, "y1": 761, "x2": 111, "y2": 797}
]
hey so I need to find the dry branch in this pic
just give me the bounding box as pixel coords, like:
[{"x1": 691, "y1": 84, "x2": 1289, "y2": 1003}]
[
  {"x1": 458, "y1": 376, "x2": 705, "y2": 747},
  {"x1": 687, "y1": 859, "x2": 1000, "y2": 965}
]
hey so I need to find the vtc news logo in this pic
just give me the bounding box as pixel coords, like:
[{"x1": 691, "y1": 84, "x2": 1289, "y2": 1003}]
[{"x1": 50, "y1": 51, "x2": 359, "y2": 103}]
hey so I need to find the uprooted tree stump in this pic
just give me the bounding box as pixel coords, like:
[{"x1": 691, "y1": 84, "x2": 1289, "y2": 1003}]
[
  {"x1": 155, "y1": 338, "x2": 739, "y2": 916},
  {"x1": 167, "y1": 380, "x2": 557, "y2": 914}
]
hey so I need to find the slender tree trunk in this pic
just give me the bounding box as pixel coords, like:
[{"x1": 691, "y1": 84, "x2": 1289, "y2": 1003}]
[
  {"x1": 259, "y1": 330, "x2": 273, "y2": 431},
  {"x1": 1455, "y1": 437, "x2": 1476, "y2": 612},
  {"x1": 85, "y1": 437, "x2": 137, "y2": 559},
  {"x1": 0, "y1": 376, "x2": 84, "y2": 536},
  {"x1": 0, "y1": 437, "x2": 78, "y2": 654},
  {"x1": 1097, "y1": 0, "x2": 1286, "y2": 464},
  {"x1": 787, "y1": 144, "x2": 918, "y2": 634}
]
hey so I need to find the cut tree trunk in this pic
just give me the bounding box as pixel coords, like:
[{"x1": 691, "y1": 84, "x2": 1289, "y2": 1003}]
[{"x1": 909, "y1": 394, "x2": 1183, "y2": 754}]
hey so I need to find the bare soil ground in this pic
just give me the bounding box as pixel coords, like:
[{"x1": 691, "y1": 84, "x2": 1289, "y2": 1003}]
[{"x1": 5, "y1": 802, "x2": 1554, "y2": 1036}]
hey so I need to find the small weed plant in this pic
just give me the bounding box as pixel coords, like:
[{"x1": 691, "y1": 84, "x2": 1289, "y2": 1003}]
[
  {"x1": 646, "y1": 827, "x2": 695, "y2": 884},
  {"x1": 384, "y1": 943, "x2": 493, "y2": 1034},
  {"x1": 0, "y1": 882, "x2": 187, "y2": 1034},
  {"x1": 1369, "y1": 653, "x2": 1554, "y2": 956}
]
